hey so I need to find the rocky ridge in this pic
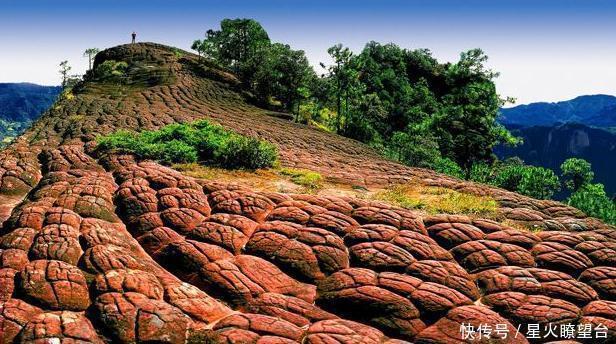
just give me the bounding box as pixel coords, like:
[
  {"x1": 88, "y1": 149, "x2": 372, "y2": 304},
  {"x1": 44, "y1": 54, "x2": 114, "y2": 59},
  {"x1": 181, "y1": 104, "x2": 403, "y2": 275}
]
[{"x1": 0, "y1": 43, "x2": 614, "y2": 343}]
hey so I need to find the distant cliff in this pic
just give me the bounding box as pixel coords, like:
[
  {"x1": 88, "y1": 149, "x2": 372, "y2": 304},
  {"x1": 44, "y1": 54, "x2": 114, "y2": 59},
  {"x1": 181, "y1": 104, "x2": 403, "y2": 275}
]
[{"x1": 496, "y1": 123, "x2": 616, "y2": 196}]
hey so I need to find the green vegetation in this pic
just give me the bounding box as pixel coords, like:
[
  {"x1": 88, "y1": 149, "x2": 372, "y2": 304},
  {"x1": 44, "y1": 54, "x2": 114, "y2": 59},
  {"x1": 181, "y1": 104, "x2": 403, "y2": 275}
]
[
  {"x1": 464, "y1": 159, "x2": 560, "y2": 200},
  {"x1": 561, "y1": 158, "x2": 594, "y2": 192},
  {"x1": 188, "y1": 18, "x2": 616, "y2": 223},
  {"x1": 492, "y1": 163, "x2": 560, "y2": 200},
  {"x1": 462, "y1": 157, "x2": 616, "y2": 224},
  {"x1": 567, "y1": 184, "x2": 616, "y2": 224},
  {"x1": 92, "y1": 60, "x2": 128, "y2": 80},
  {"x1": 560, "y1": 158, "x2": 616, "y2": 224},
  {"x1": 280, "y1": 168, "x2": 323, "y2": 191},
  {"x1": 193, "y1": 19, "x2": 519, "y2": 171},
  {"x1": 96, "y1": 120, "x2": 278, "y2": 169},
  {"x1": 192, "y1": 19, "x2": 314, "y2": 117},
  {"x1": 0, "y1": 119, "x2": 30, "y2": 147}
]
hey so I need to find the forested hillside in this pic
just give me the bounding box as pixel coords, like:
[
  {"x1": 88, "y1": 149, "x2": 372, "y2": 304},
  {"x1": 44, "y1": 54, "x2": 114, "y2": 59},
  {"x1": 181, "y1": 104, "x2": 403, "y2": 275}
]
[{"x1": 0, "y1": 83, "x2": 61, "y2": 145}]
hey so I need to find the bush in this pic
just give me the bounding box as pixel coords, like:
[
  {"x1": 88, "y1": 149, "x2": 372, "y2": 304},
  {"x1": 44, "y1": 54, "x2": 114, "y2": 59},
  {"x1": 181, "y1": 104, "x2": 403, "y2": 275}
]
[
  {"x1": 469, "y1": 162, "x2": 493, "y2": 184},
  {"x1": 561, "y1": 158, "x2": 594, "y2": 192},
  {"x1": 96, "y1": 130, "x2": 139, "y2": 152},
  {"x1": 493, "y1": 164, "x2": 525, "y2": 191},
  {"x1": 161, "y1": 140, "x2": 198, "y2": 164},
  {"x1": 96, "y1": 120, "x2": 278, "y2": 169},
  {"x1": 219, "y1": 136, "x2": 278, "y2": 169},
  {"x1": 432, "y1": 157, "x2": 465, "y2": 179},
  {"x1": 94, "y1": 60, "x2": 128, "y2": 79},
  {"x1": 492, "y1": 163, "x2": 560, "y2": 199},
  {"x1": 517, "y1": 166, "x2": 561, "y2": 200},
  {"x1": 567, "y1": 183, "x2": 616, "y2": 225}
]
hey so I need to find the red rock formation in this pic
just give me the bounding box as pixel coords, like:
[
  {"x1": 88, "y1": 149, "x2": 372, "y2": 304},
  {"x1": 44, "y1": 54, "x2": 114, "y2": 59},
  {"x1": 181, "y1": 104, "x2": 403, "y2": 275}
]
[{"x1": 0, "y1": 43, "x2": 614, "y2": 343}]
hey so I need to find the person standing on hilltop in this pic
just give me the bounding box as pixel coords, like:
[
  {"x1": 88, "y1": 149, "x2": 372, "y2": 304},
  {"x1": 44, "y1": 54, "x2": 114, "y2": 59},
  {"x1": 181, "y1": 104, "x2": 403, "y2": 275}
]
[{"x1": 131, "y1": 31, "x2": 136, "y2": 44}]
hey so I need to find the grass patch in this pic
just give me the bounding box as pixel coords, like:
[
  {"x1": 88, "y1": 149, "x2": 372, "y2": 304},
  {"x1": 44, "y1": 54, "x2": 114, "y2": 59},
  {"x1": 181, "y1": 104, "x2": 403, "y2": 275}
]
[
  {"x1": 372, "y1": 184, "x2": 498, "y2": 217},
  {"x1": 96, "y1": 120, "x2": 278, "y2": 169},
  {"x1": 280, "y1": 168, "x2": 323, "y2": 192},
  {"x1": 69, "y1": 114, "x2": 85, "y2": 121},
  {"x1": 501, "y1": 219, "x2": 542, "y2": 233}
]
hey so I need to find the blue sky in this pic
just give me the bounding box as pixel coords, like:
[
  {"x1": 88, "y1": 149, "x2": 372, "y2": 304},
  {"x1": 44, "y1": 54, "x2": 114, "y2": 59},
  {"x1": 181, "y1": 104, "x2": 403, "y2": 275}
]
[{"x1": 1, "y1": 0, "x2": 615, "y2": 104}]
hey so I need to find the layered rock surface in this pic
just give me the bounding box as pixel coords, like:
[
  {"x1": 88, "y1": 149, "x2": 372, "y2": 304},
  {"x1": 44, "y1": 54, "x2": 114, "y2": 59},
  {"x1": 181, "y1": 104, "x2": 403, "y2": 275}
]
[{"x1": 0, "y1": 43, "x2": 614, "y2": 343}]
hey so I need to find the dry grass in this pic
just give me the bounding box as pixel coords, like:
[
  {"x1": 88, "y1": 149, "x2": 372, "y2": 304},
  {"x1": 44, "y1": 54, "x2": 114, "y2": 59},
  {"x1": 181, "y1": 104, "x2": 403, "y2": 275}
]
[
  {"x1": 372, "y1": 183, "x2": 499, "y2": 217},
  {"x1": 501, "y1": 219, "x2": 543, "y2": 233},
  {"x1": 173, "y1": 163, "x2": 326, "y2": 194},
  {"x1": 173, "y1": 163, "x2": 281, "y2": 190},
  {"x1": 173, "y1": 164, "x2": 500, "y2": 218}
]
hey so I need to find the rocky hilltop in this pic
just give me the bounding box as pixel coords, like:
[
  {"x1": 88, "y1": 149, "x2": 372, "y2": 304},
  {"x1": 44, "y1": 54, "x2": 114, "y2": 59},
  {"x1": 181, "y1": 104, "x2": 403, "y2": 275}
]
[{"x1": 0, "y1": 43, "x2": 614, "y2": 343}]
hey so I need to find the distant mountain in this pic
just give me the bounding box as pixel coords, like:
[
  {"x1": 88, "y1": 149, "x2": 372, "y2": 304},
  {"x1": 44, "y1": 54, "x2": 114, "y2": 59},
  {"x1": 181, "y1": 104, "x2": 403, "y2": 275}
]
[
  {"x1": 499, "y1": 94, "x2": 616, "y2": 127},
  {"x1": 0, "y1": 83, "x2": 61, "y2": 122},
  {"x1": 496, "y1": 123, "x2": 616, "y2": 196},
  {"x1": 0, "y1": 83, "x2": 61, "y2": 145}
]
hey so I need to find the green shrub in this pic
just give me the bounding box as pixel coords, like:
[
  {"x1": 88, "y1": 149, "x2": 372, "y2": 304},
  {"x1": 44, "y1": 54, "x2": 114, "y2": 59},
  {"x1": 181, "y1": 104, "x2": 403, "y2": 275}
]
[
  {"x1": 567, "y1": 183, "x2": 616, "y2": 225},
  {"x1": 493, "y1": 164, "x2": 525, "y2": 191},
  {"x1": 96, "y1": 130, "x2": 140, "y2": 152},
  {"x1": 96, "y1": 120, "x2": 278, "y2": 169},
  {"x1": 432, "y1": 157, "x2": 465, "y2": 179},
  {"x1": 517, "y1": 166, "x2": 560, "y2": 200},
  {"x1": 561, "y1": 158, "x2": 594, "y2": 192},
  {"x1": 492, "y1": 163, "x2": 560, "y2": 199},
  {"x1": 94, "y1": 60, "x2": 128, "y2": 79},
  {"x1": 219, "y1": 136, "x2": 278, "y2": 169},
  {"x1": 469, "y1": 162, "x2": 493, "y2": 184},
  {"x1": 160, "y1": 140, "x2": 198, "y2": 164}
]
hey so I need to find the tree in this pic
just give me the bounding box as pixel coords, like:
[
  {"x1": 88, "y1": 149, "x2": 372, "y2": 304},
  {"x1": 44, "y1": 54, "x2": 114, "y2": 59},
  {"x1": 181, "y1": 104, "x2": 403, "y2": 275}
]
[
  {"x1": 193, "y1": 19, "x2": 520, "y2": 176},
  {"x1": 191, "y1": 39, "x2": 203, "y2": 59},
  {"x1": 59, "y1": 60, "x2": 71, "y2": 88},
  {"x1": 434, "y1": 49, "x2": 517, "y2": 170},
  {"x1": 314, "y1": 42, "x2": 518, "y2": 172},
  {"x1": 321, "y1": 44, "x2": 355, "y2": 132},
  {"x1": 252, "y1": 43, "x2": 315, "y2": 114},
  {"x1": 202, "y1": 18, "x2": 270, "y2": 77},
  {"x1": 83, "y1": 48, "x2": 100, "y2": 70},
  {"x1": 196, "y1": 19, "x2": 315, "y2": 113},
  {"x1": 561, "y1": 158, "x2": 594, "y2": 192}
]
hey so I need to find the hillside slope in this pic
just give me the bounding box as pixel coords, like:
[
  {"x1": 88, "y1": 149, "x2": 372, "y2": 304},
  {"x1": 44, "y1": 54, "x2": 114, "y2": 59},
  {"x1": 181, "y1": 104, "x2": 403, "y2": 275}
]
[{"x1": 0, "y1": 43, "x2": 614, "y2": 343}]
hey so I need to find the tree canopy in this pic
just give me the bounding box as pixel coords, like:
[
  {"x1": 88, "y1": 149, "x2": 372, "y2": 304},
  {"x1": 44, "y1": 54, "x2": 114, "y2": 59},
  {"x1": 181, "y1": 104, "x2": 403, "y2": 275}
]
[
  {"x1": 192, "y1": 19, "x2": 314, "y2": 115},
  {"x1": 193, "y1": 19, "x2": 519, "y2": 172}
]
